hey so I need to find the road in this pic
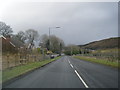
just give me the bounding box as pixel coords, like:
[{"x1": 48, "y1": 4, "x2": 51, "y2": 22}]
[{"x1": 4, "y1": 56, "x2": 118, "y2": 88}]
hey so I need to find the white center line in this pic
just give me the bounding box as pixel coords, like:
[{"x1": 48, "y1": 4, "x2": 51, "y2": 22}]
[
  {"x1": 74, "y1": 70, "x2": 89, "y2": 88},
  {"x1": 68, "y1": 60, "x2": 70, "y2": 64},
  {"x1": 70, "y1": 64, "x2": 74, "y2": 68},
  {"x1": 67, "y1": 57, "x2": 89, "y2": 88}
]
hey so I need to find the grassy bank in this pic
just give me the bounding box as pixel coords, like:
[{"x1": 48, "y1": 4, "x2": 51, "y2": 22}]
[
  {"x1": 0, "y1": 71, "x2": 1, "y2": 84},
  {"x1": 74, "y1": 56, "x2": 119, "y2": 68},
  {"x1": 2, "y1": 56, "x2": 61, "y2": 83}
]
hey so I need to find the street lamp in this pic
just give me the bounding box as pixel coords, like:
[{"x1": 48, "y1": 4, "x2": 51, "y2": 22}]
[
  {"x1": 49, "y1": 27, "x2": 60, "y2": 39},
  {"x1": 48, "y1": 27, "x2": 60, "y2": 59}
]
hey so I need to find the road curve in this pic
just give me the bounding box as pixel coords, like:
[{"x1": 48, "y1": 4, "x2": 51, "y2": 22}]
[{"x1": 3, "y1": 56, "x2": 118, "y2": 88}]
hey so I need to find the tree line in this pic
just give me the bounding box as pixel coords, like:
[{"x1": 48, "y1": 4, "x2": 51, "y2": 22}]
[
  {"x1": 0, "y1": 21, "x2": 92, "y2": 56},
  {"x1": 0, "y1": 21, "x2": 64, "y2": 55}
]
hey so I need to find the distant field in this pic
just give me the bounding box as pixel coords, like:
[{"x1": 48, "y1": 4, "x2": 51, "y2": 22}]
[
  {"x1": 90, "y1": 48, "x2": 119, "y2": 61},
  {"x1": 92, "y1": 48, "x2": 118, "y2": 54},
  {"x1": 74, "y1": 55, "x2": 119, "y2": 68}
]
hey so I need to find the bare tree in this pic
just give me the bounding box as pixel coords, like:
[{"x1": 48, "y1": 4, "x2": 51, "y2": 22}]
[
  {"x1": 16, "y1": 31, "x2": 26, "y2": 43},
  {"x1": 0, "y1": 21, "x2": 13, "y2": 37},
  {"x1": 25, "y1": 29, "x2": 39, "y2": 47},
  {"x1": 40, "y1": 34, "x2": 49, "y2": 47},
  {"x1": 50, "y1": 35, "x2": 60, "y2": 53},
  {"x1": 40, "y1": 34, "x2": 64, "y2": 54}
]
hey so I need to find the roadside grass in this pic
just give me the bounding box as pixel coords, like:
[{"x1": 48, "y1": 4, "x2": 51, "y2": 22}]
[
  {"x1": 0, "y1": 71, "x2": 2, "y2": 84},
  {"x1": 2, "y1": 56, "x2": 61, "y2": 83},
  {"x1": 74, "y1": 56, "x2": 119, "y2": 68}
]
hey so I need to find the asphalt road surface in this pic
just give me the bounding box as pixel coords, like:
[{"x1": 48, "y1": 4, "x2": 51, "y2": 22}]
[{"x1": 4, "y1": 56, "x2": 118, "y2": 88}]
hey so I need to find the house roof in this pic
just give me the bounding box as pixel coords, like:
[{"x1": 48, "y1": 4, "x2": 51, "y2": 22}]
[
  {"x1": 0, "y1": 35, "x2": 16, "y2": 47},
  {"x1": 10, "y1": 42, "x2": 16, "y2": 47},
  {"x1": 0, "y1": 35, "x2": 6, "y2": 40},
  {"x1": 10, "y1": 35, "x2": 24, "y2": 48}
]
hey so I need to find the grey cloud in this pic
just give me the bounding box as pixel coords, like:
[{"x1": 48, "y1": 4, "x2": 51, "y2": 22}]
[{"x1": 1, "y1": 2, "x2": 118, "y2": 45}]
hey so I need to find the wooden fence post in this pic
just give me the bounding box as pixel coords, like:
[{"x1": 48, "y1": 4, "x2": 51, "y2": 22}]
[{"x1": 7, "y1": 54, "x2": 9, "y2": 69}]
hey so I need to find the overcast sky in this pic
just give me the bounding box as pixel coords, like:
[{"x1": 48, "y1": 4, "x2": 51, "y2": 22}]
[{"x1": 0, "y1": 1, "x2": 118, "y2": 45}]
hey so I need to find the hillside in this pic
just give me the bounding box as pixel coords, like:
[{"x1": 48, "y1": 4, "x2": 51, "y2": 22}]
[{"x1": 79, "y1": 37, "x2": 119, "y2": 50}]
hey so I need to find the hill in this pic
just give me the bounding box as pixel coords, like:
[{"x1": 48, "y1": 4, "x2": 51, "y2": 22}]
[{"x1": 78, "y1": 37, "x2": 119, "y2": 50}]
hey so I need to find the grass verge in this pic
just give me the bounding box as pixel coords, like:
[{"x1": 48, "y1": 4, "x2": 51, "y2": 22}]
[
  {"x1": 74, "y1": 56, "x2": 119, "y2": 68},
  {"x1": 2, "y1": 56, "x2": 61, "y2": 83}
]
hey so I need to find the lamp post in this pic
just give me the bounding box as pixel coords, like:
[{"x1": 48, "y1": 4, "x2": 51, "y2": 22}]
[{"x1": 48, "y1": 27, "x2": 60, "y2": 59}]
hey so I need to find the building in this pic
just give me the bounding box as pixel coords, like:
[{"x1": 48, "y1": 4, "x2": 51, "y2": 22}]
[
  {"x1": 0, "y1": 35, "x2": 24, "y2": 53},
  {"x1": 0, "y1": 35, "x2": 15, "y2": 53}
]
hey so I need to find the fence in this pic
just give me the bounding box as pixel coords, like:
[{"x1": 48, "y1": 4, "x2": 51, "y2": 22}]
[{"x1": 2, "y1": 53, "x2": 49, "y2": 70}]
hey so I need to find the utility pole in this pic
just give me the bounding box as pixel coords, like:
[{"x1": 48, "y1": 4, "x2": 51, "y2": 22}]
[
  {"x1": 49, "y1": 27, "x2": 51, "y2": 60},
  {"x1": 48, "y1": 27, "x2": 60, "y2": 59},
  {"x1": 59, "y1": 43, "x2": 62, "y2": 56}
]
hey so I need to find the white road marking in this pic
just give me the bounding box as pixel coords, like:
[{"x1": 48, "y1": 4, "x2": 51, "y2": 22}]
[
  {"x1": 67, "y1": 56, "x2": 89, "y2": 88},
  {"x1": 70, "y1": 64, "x2": 74, "y2": 68},
  {"x1": 68, "y1": 58, "x2": 74, "y2": 68},
  {"x1": 68, "y1": 60, "x2": 70, "y2": 64},
  {"x1": 74, "y1": 70, "x2": 89, "y2": 88}
]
